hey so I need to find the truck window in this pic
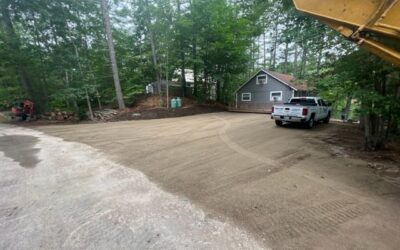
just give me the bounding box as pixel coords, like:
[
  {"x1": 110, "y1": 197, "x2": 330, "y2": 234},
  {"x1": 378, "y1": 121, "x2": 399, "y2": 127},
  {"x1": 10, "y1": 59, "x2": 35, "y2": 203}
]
[{"x1": 289, "y1": 98, "x2": 317, "y2": 106}]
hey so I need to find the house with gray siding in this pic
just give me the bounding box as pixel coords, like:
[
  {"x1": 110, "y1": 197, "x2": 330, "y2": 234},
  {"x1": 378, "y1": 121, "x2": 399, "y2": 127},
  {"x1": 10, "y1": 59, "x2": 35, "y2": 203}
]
[{"x1": 233, "y1": 69, "x2": 309, "y2": 113}]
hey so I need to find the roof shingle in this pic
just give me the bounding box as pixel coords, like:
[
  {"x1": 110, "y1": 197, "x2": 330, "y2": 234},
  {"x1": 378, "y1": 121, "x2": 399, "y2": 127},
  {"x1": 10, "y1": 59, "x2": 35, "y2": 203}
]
[{"x1": 268, "y1": 71, "x2": 309, "y2": 91}]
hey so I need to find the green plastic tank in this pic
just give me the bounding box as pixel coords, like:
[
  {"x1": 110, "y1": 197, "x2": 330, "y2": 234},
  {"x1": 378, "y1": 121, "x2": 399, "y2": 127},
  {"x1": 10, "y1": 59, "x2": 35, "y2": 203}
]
[
  {"x1": 171, "y1": 98, "x2": 177, "y2": 109},
  {"x1": 176, "y1": 97, "x2": 182, "y2": 108}
]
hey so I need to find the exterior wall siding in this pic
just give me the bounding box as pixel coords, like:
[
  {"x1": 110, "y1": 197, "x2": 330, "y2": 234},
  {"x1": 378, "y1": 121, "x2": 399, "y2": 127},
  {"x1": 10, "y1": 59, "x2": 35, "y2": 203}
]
[{"x1": 236, "y1": 71, "x2": 294, "y2": 111}]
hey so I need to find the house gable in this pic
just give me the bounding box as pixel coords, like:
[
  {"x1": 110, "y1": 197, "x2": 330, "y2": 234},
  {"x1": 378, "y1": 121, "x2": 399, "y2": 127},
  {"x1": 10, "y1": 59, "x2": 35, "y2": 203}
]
[
  {"x1": 235, "y1": 70, "x2": 294, "y2": 107},
  {"x1": 235, "y1": 69, "x2": 297, "y2": 94},
  {"x1": 233, "y1": 70, "x2": 309, "y2": 112}
]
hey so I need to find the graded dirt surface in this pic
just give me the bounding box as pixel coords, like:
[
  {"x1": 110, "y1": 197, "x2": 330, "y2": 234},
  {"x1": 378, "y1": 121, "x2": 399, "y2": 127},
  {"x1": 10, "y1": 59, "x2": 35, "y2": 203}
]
[
  {"x1": 0, "y1": 124, "x2": 263, "y2": 250},
  {"x1": 2, "y1": 113, "x2": 400, "y2": 249}
]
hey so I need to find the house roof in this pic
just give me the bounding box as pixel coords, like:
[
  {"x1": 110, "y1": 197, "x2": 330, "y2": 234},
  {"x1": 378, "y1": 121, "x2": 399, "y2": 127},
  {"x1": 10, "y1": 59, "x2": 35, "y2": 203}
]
[
  {"x1": 235, "y1": 69, "x2": 309, "y2": 93},
  {"x1": 268, "y1": 71, "x2": 309, "y2": 91}
]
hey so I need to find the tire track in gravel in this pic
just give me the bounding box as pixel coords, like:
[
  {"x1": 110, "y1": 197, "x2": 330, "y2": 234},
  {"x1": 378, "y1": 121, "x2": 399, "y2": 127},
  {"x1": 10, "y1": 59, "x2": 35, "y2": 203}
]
[
  {"x1": 216, "y1": 115, "x2": 311, "y2": 173},
  {"x1": 259, "y1": 199, "x2": 370, "y2": 244},
  {"x1": 217, "y1": 116, "x2": 278, "y2": 167}
]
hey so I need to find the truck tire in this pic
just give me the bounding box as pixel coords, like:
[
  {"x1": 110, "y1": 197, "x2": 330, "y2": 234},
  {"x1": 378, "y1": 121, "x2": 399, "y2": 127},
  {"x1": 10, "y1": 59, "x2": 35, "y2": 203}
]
[
  {"x1": 323, "y1": 113, "x2": 331, "y2": 124},
  {"x1": 275, "y1": 120, "x2": 283, "y2": 127},
  {"x1": 305, "y1": 117, "x2": 314, "y2": 129}
]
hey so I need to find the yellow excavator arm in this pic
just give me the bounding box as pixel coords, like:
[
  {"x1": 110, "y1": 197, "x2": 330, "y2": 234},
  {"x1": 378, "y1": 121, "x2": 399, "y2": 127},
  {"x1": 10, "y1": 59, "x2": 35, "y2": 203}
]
[{"x1": 293, "y1": 0, "x2": 400, "y2": 66}]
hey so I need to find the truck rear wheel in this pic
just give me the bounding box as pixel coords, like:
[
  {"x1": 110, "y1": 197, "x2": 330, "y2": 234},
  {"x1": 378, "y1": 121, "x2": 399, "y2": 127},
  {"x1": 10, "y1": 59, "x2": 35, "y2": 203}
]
[
  {"x1": 305, "y1": 117, "x2": 314, "y2": 129},
  {"x1": 275, "y1": 120, "x2": 283, "y2": 127}
]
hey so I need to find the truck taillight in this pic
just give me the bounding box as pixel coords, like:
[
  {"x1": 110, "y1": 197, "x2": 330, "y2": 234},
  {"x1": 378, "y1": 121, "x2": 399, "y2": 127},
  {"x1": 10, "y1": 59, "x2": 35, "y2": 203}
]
[
  {"x1": 302, "y1": 108, "x2": 308, "y2": 116},
  {"x1": 271, "y1": 106, "x2": 274, "y2": 113}
]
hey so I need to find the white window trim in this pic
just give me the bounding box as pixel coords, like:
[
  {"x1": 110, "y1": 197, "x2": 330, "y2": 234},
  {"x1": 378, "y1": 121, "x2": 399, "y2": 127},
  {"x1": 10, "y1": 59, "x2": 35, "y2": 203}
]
[
  {"x1": 270, "y1": 91, "x2": 283, "y2": 101},
  {"x1": 242, "y1": 93, "x2": 252, "y2": 102},
  {"x1": 256, "y1": 74, "x2": 268, "y2": 85}
]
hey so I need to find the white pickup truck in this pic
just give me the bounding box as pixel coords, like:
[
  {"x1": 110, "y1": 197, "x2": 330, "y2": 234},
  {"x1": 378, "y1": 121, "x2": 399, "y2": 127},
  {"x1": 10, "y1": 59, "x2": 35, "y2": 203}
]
[{"x1": 271, "y1": 97, "x2": 331, "y2": 129}]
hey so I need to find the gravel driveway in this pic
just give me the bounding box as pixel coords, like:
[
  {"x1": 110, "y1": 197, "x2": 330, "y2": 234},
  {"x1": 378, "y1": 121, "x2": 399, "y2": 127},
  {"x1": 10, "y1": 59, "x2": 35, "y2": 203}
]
[
  {"x1": 1, "y1": 112, "x2": 400, "y2": 249},
  {"x1": 0, "y1": 124, "x2": 262, "y2": 250}
]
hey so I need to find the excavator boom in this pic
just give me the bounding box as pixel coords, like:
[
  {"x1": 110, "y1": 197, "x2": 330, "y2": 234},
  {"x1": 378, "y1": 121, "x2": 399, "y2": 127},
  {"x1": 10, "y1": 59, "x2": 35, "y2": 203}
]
[{"x1": 293, "y1": 0, "x2": 400, "y2": 66}]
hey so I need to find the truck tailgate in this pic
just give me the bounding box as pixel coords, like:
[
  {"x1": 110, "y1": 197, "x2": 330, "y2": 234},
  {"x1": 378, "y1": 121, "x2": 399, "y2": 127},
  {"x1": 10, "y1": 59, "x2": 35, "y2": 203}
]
[{"x1": 274, "y1": 106, "x2": 304, "y2": 117}]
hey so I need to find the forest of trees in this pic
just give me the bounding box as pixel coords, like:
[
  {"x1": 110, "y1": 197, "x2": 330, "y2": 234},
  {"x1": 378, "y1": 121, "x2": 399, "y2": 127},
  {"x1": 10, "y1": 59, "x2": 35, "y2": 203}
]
[{"x1": 1, "y1": 0, "x2": 399, "y2": 150}]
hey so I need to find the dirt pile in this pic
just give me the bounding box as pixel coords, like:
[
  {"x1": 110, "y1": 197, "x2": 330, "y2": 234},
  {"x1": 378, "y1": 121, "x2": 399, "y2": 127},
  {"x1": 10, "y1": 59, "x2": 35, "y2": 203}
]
[
  {"x1": 110, "y1": 95, "x2": 226, "y2": 121},
  {"x1": 112, "y1": 105, "x2": 226, "y2": 121},
  {"x1": 41, "y1": 111, "x2": 77, "y2": 121},
  {"x1": 94, "y1": 109, "x2": 118, "y2": 121},
  {"x1": 132, "y1": 95, "x2": 196, "y2": 111}
]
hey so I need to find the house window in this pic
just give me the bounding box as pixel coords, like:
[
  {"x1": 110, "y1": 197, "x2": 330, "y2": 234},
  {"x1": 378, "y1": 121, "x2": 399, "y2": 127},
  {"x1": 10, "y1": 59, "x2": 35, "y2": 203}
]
[
  {"x1": 270, "y1": 91, "x2": 283, "y2": 101},
  {"x1": 257, "y1": 75, "x2": 268, "y2": 85},
  {"x1": 242, "y1": 93, "x2": 252, "y2": 102}
]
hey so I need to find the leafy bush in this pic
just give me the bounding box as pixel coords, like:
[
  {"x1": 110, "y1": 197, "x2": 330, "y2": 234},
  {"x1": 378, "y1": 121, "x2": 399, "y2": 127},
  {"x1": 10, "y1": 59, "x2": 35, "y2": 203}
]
[
  {"x1": 0, "y1": 86, "x2": 23, "y2": 110},
  {"x1": 123, "y1": 85, "x2": 145, "y2": 106}
]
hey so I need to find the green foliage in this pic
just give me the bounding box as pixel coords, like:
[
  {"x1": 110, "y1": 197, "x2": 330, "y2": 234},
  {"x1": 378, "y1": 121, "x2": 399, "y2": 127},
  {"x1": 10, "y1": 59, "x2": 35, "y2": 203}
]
[
  {"x1": 1, "y1": 0, "x2": 266, "y2": 111},
  {"x1": 0, "y1": 86, "x2": 23, "y2": 110},
  {"x1": 123, "y1": 85, "x2": 145, "y2": 105},
  {"x1": 317, "y1": 49, "x2": 400, "y2": 149}
]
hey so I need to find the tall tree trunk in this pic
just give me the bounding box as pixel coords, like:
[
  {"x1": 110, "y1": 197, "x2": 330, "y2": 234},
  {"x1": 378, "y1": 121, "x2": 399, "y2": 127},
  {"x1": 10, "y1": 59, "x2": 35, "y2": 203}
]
[
  {"x1": 193, "y1": 37, "x2": 198, "y2": 97},
  {"x1": 293, "y1": 44, "x2": 299, "y2": 75},
  {"x1": 270, "y1": 22, "x2": 278, "y2": 70},
  {"x1": 143, "y1": 0, "x2": 162, "y2": 101},
  {"x1": 222, "y1": 73, "x2": 229, "y2": 104},
  {"x1": 255, "y1": 37, "x2": 260, "y2": 69},
  {"x1": 189, "y1": 0, "x2": 197, "y2": 98},
  {"x1": 359, "y1": 101, "x2": 366, "y2": 130},
  {"x1": 364, "y1": 77, "x2": 387, "y2": 151},
  {"x1": 100, "y1": 0, "x2": 126, "y2": 109},
  {"x1": 85, "y1": 87, "x2": 94, "y2": 120},
  {"x1": 32, "y1": 15, "x2": 50, "y2": 111},
  {"x1": 386, "y1": 82, "x2": 400, "y2": 136},
  {"x1": 316, "y1": 38, "x2": 324, "y2": 75},
  {"x1": 316, "y1": 49, "x2": 323, "y2": 75},
  {"x1": 343, "y1": 95, "x2": 353, "y2": 120},
  {"x1": 392, "y1": 84, "x2": 400, "y2": 133},
  {"x1": 95, "y1": 88, "x2": 102, "y2": 110},
  {"x1": 1, "y1": 2, "x2": 34, "y2": 99},
  {"x1": 216, "y1": 78, "x2": 221, "y2": 102},
  {"x1": 149, "y1": 31, "x2": 162, "y2": 100},
  {"x1": 364, "y1": 113, "x2": 386, "y2": 151},
  {"x1": 166, "y1": 50, "x2": 170, "y2": 108},
  {"x1": 263, "y1": 26, "x2": 267, "y2": 68},
  {"x1": 299, "y1": 46, "x2": 308, "y2": 78},
  {"x1": 203, "y1": 61, "x2": 208, "y2": 101},
  {"x1": 176, "y1": 0, "x2": 186, "y2": 97},
  {"x1": 284, "y1": 42, "x2": 289, "y2": 73},
  {"x1": 180, "y1": 58, "x2": 186, "y2": 97},
  {"x1": 65, "y1": 71, "x2": 79, "y2": 112},
  {"x1": 251, "y1": 41, "x2": 255, "y2": 72}
]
